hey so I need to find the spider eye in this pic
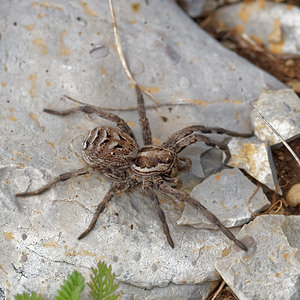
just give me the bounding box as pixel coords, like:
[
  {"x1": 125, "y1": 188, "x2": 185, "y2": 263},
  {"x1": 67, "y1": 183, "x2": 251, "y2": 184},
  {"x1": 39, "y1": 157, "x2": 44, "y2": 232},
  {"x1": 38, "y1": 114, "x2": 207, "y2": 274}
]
[{"x1": 167, "y1": 158, "x2": 172, "y2": 163}]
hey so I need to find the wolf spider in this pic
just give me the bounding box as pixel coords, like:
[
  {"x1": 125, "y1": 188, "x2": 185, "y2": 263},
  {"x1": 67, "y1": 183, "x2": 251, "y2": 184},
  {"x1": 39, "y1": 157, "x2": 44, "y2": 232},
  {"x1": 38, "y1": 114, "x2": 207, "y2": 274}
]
[{"x1": 16, "y1": 87, "x2": 251, "y2": 251}]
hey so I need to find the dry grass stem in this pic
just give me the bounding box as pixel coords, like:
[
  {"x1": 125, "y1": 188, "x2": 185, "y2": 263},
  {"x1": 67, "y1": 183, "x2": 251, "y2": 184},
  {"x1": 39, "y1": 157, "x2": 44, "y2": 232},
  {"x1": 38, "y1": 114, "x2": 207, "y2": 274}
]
[{"x1": 108, "y1": 0, "x2": 159, "y2": 104}]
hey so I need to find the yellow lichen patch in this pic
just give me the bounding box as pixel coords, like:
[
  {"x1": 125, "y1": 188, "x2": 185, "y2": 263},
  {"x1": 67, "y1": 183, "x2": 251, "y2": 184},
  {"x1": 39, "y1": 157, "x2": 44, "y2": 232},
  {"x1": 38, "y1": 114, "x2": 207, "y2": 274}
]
[
  {"x1": 286, "y1": 4, "x2": 294, "y2": 10},
  {"x1": 231, "y1": 143, "x2": 255, "y2": 166},
  {"x1": 234, "y1": 24, "x2": 244, "y2": 34},
  {"x1": 235, "y1": 111, "x2": 240, "y2": 121},
  {"x1": 37, "y1": 12, "x2": 45, "y2": 18},
  {"x1": 139, "y1": 85, "x2": 159, "y2": 93},
  {"x1": 28, "y1": 73, "x2": 38, "y2": 97},
  {"x1": 35, "y1": 210, "x2": 42, "y2": 215},
  {"x1": 31, "y1": 2, "x2": 63, "y2": 10},
  {"x1": 65, "y1": 249, "x2": 98, "y2": 257},
  {"x1": 100, "y1": 66, "x2": 107, "y2": 75},
  {"x1": 221, "y1": 202, "x2": 228, "y2": 209},
  {"x1": 9, "y1": 115, "x2": 17, "y2": 122},
  {"x1": 129, "y1": 20, "x2": 137, "y2": 24},
  {"x1": 25, "y1": 24, "x2": 35, "y2": 31},
  {"x1": 215, "y1": 173, "x2": 221, "y2": 181},
  {"x1": 44, "y1": 242, "x2": 57, "y2": 247},
  {"x1": 46, "y1": 141, "x2": 55, "y2": 148},
  {"x1": 283, "y1": 253, "x2": 289, "y2": 259},
  {"x1": 258, "y1": 0, "x2": 266, "y2": 9},
  {"x1": 1, "y1": 82, "x2": 7, "y2": 87},
  {"x1": 59, "y1": 30, "x2": 72, "y2": 56},
  {"x1": 230, "y1": 170, "x2": 236, "y2": 175},
  {"x1": 275, "y1": 272, "x2": 281, "y2": 277},
  {"x1": 32, "y1": 38, "x2": 48, "y2": 54},
  {"x1": 127, "y1": 121, "x2": 136, "y2": 127},
  {"x1": 131, "y1": 3, "x2": 140, "y2": 13},
  {"x1": 267, "y1": 19, "x2": 283, "y2": 44},
  {"x1": 4, "y1": 64, "x2": 8, "y2": 72},
  {"x1": 3, "y1": 232, "x2": 14, "y2": 240},
  {"x1": 238, "y1": 4, "x2": 251, "y2": 23},
  {"x1": 6, "y1": 280, "x2": 11, "y2": 288},
  {"x1": 0, "y1": 265, "x2": 8, "y2": 275},
  {"x1": 15, "y1": 151, "x2": 32, "y2": 161},
  {"x1": 222, "y1": 247, "x2": 231, "y2": 257},
  {"x1": 30, "y1": 112, "x2": 43, "y2": 128},
  {"x1": 250, "y1": 34, "x2": 263, "y2": 46},
  {"x1": 79, "y1": 0, "x2": 99, "y2": 17},
  {"x1": 45, "y1": 79, "x2": 51, "y2": 86},
  {"x1": 270, "y1": 40, "x2": 284, "y2": 55}
]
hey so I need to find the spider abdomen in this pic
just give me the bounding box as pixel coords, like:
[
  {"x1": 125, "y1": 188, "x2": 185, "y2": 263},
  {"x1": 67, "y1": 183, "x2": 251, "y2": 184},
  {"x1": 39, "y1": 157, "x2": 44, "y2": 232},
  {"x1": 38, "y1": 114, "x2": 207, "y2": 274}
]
[{"x1": 82, "y1": 126, "x2": 138, "y2": 168}]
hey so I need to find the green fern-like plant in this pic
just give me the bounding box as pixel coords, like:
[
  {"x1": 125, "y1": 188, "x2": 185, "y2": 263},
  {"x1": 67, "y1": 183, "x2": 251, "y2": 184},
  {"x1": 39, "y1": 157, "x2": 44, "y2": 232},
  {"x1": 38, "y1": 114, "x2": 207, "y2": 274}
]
[
  {"x1": 88, "y1": 261, "x2": 119, "y2": 300},
  {"x1": 55, "y1": 270, "x2": 85, "y2": 300},
  {"x1": 15, "y1": 292, "x2": 43, "y2": 300},
  {"x1": 14, "y1": 261, "x2": 119, "y2": 300}
]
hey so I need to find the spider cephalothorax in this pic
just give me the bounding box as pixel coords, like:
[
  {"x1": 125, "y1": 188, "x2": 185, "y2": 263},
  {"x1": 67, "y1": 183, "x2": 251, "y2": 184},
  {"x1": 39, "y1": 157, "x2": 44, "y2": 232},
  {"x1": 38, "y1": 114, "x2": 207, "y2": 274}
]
[
  {"x1": 132, "y1": 146, "x2": 176, "y2": 176},
  {"x1": 16, "y1": 88, "x2": 250, "y2": 251}
]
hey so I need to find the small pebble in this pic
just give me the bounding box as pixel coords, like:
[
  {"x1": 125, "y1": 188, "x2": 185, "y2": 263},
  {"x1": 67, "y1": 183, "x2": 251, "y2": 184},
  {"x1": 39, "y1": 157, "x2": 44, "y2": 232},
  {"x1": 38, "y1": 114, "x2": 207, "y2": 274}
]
[{"x1": 286, "y1": 183, "x2": 300, "y2": 207}]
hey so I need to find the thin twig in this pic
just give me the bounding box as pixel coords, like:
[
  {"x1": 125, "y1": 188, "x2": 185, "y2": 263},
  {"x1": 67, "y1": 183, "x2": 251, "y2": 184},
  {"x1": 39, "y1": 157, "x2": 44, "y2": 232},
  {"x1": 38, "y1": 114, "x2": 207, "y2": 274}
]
[
  {"x1": 108, "y1": 0, "x2": 159, "y2": 104},
  {"x1": 61, "y1": 94, "x2": 198, "y2": 111},
  {"x1": 210, "y1": 280, "x2": 226, "y2": 300}
]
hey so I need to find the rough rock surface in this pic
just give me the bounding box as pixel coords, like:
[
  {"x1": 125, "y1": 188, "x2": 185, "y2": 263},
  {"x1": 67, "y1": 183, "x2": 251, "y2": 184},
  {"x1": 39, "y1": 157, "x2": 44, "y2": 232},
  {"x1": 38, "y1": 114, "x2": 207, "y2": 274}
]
[
  {"x1": 251, "y1": 89, "x2": 300, "y2": 145},
  {"x1": 228, "y1": 137, "x2": 280, "y2": 192},
  {"x1": 0, "y1": 0, "x2": 285, "y2": 298},
  {"x1": 178, "y1": 168, "x2": 270, "y2": 229},
  {"x1": 216, "y1": 215, "x2": 300, "y2": 300},
  {"x1": 214, "y1": 1, "x2": 300, "y2": 55}
]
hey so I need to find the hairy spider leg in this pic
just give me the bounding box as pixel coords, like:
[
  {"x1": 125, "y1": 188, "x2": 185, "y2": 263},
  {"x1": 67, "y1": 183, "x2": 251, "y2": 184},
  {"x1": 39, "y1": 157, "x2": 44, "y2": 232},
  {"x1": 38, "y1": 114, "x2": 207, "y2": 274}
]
[
  {"x1": 44, "y1": 100, "x2": 136, "y2": 142},
  {"x1": 135, "y1": 85, "x2": 152, "y2": 146},
  {"x1": 78, "y1": 179, "x2": 138, "y2": 240},
  {"x1": 143, "y1": 184, "x2": 174, "y2": 248},
  {"x1": 16, "y1": 167, "x2": 90, "y2": 197},
  {"x1": 162, "y1": 125, "x2": 253, "y2": 149},
  {"x1": 155, "y1": 179, "x2": 248, "y2": 251}
]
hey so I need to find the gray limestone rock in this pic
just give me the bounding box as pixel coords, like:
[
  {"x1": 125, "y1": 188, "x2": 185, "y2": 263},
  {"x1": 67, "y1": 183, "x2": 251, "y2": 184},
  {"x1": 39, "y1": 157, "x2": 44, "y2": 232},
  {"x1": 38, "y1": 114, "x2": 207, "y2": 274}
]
[
  {"x1": 216, "y1": 215, "x2": 300, "y2": 300},
  {"x1": 0, "y1": 0, "x2": 285, "y2": 298},
  {"x1": 251, "y1": 89, "x2": 300, "y2": 145},
  {"x1": 228, "y1": 137, "x2": 280, "y2": 192},
  {"x1": 213, "y1": 1, "x2": 300, "y2": 55},
  {"x1": 178, "y1": 168, "x2": 270, "y2": 229}
]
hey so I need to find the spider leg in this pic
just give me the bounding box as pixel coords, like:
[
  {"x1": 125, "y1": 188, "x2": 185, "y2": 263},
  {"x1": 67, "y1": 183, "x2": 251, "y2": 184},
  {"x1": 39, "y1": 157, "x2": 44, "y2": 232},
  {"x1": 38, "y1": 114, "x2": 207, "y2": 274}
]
[
  {"x1": 162, "y1": 125, "x2": 252, "y2": 149},
  {"x1": 170, "y1": 133, "x2": 232, "y2": 163},
  {"x1": 135, "y1": 85, "x2": 152, "y2": 145},
  {"x1": 16, "y1": 167, "x2": 90, "y2": 197},
  {"x1": 143, "y1": 185, "x2": 174, "y2": 248},
  {"x1": 155, "y1": 179, "x2": 248, "y2": 251},
  {"x1": 44, "y1": 95, "x2": 136, "y2": 141},
  {"x1": 78, "y1": 180, "x2": 137, "y2": 240}
]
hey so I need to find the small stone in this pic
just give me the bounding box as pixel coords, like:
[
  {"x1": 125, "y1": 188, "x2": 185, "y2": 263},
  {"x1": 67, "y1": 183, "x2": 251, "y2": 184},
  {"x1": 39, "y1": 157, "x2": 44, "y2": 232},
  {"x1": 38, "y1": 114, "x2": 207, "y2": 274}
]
[{"x1": 286, "y1": 183, "x2": 300, "y2": 207}]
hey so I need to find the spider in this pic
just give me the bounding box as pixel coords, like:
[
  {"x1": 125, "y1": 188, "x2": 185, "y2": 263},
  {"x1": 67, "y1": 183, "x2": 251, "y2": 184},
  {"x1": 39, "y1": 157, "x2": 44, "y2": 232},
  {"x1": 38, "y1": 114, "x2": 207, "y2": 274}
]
[{"x1": 16, "y1": 87, "x2": 251, "y2": 251}]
